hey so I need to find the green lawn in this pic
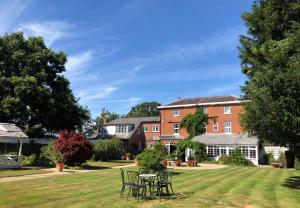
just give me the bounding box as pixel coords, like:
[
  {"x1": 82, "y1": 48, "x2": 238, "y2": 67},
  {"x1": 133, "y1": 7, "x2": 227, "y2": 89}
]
[
  {"x1": 0, "y1": 168, "x2": 51, "y2": 178},
  {"x1": 86, "y1": 160, "x2": 133, "y2": 168},
  {"x1": 0, "y1": 167, "x2": 299, "y2": 208}
]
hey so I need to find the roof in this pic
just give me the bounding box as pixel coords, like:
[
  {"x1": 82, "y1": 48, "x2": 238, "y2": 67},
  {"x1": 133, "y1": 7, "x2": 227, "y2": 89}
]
[
  {"x1": 105, "y1": 116, "x2": 160, "y2": 125},
  {"x1": 192, "y1": 134, "x2": 258, "y2": 145},
  {"x1": 158, "y1": 95, "x2": 243, "y2": 109},
  {"x1": 0, "y1": 123, "x2": 28, "y2": 139}
]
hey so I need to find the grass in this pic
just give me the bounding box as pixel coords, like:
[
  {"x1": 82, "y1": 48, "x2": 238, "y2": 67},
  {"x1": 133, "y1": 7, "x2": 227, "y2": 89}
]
[
  {"x1": 0, "y1": 168, "x2": 51, "y2": 178},
  {"x1": 0, "y1": 166, "x2": 299, "y2": 208},
  {"x1": 86, "y1": 160, "x2": 133, "y2": 168}
]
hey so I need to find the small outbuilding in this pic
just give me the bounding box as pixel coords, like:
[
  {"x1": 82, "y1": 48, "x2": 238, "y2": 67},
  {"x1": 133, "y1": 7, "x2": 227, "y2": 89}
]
[{"x1": 0, "y1": 123, "x2": 28, "y2": 169}]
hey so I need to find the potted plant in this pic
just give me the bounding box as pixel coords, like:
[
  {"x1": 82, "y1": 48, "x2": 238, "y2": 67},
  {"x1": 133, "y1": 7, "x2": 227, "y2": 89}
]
[
  {"x1": 162, "y1": 159, "x2": 168, "y2": 167},
  {"x1": 126, "y1": 152, "x2": 131, "y2": 161},
  {"x1": 53, "y1": 151, "x2": 64, "y2": 172},
  {"x1": 175, "y1": 159, "x2": 181, "y2": 167},
  {"x1": 187, "y1": 155, "x2": 194, "y2": 167}
]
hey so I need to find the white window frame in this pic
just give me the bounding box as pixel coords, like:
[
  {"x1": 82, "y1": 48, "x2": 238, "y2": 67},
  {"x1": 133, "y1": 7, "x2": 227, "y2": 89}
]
[
  {"x1": 224, "y1": 106, "x2": 231, "y2": 114},
  {"x1": 224, "y1": 121, "x2": 232, "y2": 134},
  {"x1": 143, "y1": 126, "x2": 148, "y2": 132},
  {"x1": 173, "y1": 123, "x2": 180, "y2": 134},
  {"x1": 213, "y1": 123, "x2": 218, "y2": 131},
  {"x1": 204, "y1": 123, "x2": 208, "y2": 134},
  {"x1": 152, "y1": 125, "x2": 159, "y2": 132},
  {"x1": 203, "y1": 108, "x2": 208, "y2": 113},
  {"x1": 173, "y1": 109, "x2": 180, "y2": 116}
]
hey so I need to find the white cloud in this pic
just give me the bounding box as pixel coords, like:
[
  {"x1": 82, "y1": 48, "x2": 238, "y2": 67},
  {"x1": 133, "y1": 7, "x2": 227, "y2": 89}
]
[
  {"x1": 18, "y1": 20, "x2": 72, "y2": 46},
  {"x1": 77, "y1": 85, "x2": 119, "y2": 102},
  {"x1": 66, "y1": 50, "x2": 93, "y2": 72},
  {"x1": 128, "y1": 25, "x2": 245, "y2": 67},
  {"x1": 0, "y1": 0, "x2": 31, "y2": 34}
]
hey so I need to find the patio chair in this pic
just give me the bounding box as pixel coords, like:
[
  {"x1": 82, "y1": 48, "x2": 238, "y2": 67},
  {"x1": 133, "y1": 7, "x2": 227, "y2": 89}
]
[
  {"x1": 166, "y1": 169, "x2": 174, "y2": 194},
  {"x1": 127, "y1": 171, "x2": 146, "y2": 201},
  {"x1": 156, "y1": 171, "x2": 170, "y2": 201},
  {"x1": 120, "y1": 168, "x2": 132, "y2": 198}
]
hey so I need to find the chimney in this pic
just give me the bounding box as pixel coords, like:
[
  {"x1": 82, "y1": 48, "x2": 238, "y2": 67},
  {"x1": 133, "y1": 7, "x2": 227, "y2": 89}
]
[{"x1": 177, "y1": 96, "x2": 181, "y2": 101}]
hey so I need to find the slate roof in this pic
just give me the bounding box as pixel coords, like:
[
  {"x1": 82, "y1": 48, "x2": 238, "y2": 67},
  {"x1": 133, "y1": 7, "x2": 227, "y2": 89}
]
[
  {"x1": 105, "y1": 116, "x2": 160, "y2": 125},
  {"x1": 161, "y1": 95, "x2": 240, "y2": 107},
  {"x1": 192, "y1": 134, "x2": 258, "y2": 145},
  {"x1": 0, "y1": 123, "x2": 28, "y2": 139}
]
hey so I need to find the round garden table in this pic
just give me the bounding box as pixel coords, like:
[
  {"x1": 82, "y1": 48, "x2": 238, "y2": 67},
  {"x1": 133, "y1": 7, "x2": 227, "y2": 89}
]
[{"x1": 139, "y1": 174, "x2": 156, "y2": 198}]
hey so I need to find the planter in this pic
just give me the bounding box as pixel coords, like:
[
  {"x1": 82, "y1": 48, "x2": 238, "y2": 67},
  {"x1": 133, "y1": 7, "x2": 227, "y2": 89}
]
[
  {"x1": 134, "y1": 159, "x2": 140, "y2": 166},
  {"x1": 56, "y1": 162, "x2": 64, "y2": 172},
  {"x1": 175, "y1": 160, "x2": 181, "y2": 167},
  {"x1": 162, "y1": 160, "x2": 168, "y2": 167},
  {"x1": 187, "y1": 160, "x2": 193, "y2": 167}
]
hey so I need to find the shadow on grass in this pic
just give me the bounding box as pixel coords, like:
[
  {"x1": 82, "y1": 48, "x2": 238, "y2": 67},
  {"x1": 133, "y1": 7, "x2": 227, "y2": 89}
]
[
  {"x1": 80, "y1": 165, "x2": 111, "y2": 170},
  {"x1": 282, "y1": 176, "x2": 300, "y2": 190}
]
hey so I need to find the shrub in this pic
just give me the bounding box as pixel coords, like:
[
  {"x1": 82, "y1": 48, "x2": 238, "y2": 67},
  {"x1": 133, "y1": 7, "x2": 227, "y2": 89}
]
[
  {"x1": 267, "y1": 153, "x2": 277, "y2": 164},
  {"x1": 136, "y1": 142, "x2": 166, "y2": 171},
  {"x1": 278, "y1": 152, "x2": 286, "y2": 167},
  {"x1": 218, "y1": 155, "x2": 231, "y2": 165},
  {"x1": 217, "y1": 149, "x2": 254, "y2": 167},
  {"x1": 22, "y1": 154, "x2": 37, "y2": 166},
  {"x1": 53, "y1": 130, "x2": 93, "y2": 166},
  {"x1": 38, "y1": 143, "x2": 55, "y2": 166},
  {"x1": 93, "y1": 137, "x2": 121, "y2": 161}
]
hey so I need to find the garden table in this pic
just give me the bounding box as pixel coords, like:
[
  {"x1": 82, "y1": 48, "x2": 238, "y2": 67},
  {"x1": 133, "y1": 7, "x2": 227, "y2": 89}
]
[{"x1": 139, "y1": 174, "x2": 156, "y2": 198}]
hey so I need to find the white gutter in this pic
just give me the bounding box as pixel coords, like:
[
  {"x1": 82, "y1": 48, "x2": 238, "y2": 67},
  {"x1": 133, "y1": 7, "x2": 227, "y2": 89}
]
[{"x1": 157, "y1": 100, "x2": 247, "y2": 109}]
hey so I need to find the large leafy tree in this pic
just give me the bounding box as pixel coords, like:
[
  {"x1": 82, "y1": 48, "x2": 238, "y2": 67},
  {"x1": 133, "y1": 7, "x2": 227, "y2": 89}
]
[
  {"x1": 0, "y1": 32, "x2": 89, "y2": 137},
  {"x1": 239, "y1": 0, "x2": 300, "y2": 157},
  {"x1": 126, "y1": 101, "x2": 161, "y2": 117},
  {"x1": 95, "y1": 108, "x2": 120, "y2": 125}
]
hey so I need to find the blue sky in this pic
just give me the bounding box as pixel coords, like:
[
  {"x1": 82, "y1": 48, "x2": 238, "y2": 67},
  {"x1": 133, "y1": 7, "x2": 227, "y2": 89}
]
[{"x1": 0, "y1": 0, "x2": 253, "y2": 118}]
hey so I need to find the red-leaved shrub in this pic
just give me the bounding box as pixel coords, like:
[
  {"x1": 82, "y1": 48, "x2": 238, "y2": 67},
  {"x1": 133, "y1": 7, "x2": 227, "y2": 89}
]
[{"x1": 53, "y1": 130, "x2": 93, "y2": 166}]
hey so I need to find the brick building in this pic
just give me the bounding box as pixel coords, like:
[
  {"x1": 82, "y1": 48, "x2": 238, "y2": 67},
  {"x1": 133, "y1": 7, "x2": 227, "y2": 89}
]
[
  {"x1": 157, "y1": 95, "x2": 259, "y2": 165},
  {"x1": 95, "y1": 95, "x2": 260, "y2": 165}
]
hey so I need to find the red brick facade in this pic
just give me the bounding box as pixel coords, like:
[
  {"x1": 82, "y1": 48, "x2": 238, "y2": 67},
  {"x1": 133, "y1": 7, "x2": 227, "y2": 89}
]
[{"x1": 145, "y1": 97, "x2": 244, "y2": 148}]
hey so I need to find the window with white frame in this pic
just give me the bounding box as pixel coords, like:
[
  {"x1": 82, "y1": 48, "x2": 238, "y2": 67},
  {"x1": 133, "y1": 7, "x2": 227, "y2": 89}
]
[
  {"x1": 173, "y1": 123, "x2": 180, "y2": 134},
  {"x1": 143, "y1": 126, "x2": 148, "y2": 132},
  {"x1": 228, "y1": 147, "x2": 234, "y2": 155},
  {"x1": 152, "y1": 125, "x2": 159, "y2": 132},
  {"x1": 213, "y1": 123, "x2": 218, "y2": 131},
  {"x1": 204, "y1": 123, "x2": 208, "y2": 133},
  {"x1": 224, "y1": 121, "x2": 232, "y2": 134},
  {"x1": 239, "y1": 146, "x2": 249, "y2": 157},
  {"x1": 249, "y1": 146, "x2": 256, "y2": 159},
  {"x1": 173, "y1": 109, "x2": 180, "y2": 116},
  {"x1": 220, "y1": 146, "x2": 226, "y2": 155},
  {"x1": 224, "y1": 106, "x2": 231, "y2": 114},
  {"x1": 116, "y1": 125, "x2": 127, "y2": 133},
  {"x1": 207, "y1": 146, "x2": 220, "y2": 157}
]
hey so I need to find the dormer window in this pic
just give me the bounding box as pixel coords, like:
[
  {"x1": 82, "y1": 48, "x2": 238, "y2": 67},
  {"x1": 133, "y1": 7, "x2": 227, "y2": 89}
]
[
  {"x1": 224, "y1": 106, "x2": 231, "y2": 114},
  {"x1": 173, "y1": 109, "x2": 180, "y2": 116},
  {"x1": 116, "y1": 125, "x2": 127, "y2": 133}
]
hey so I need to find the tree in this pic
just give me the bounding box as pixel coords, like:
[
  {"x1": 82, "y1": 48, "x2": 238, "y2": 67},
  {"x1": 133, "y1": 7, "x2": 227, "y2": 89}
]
[
  {"x1": 53, "y1": 130, "x2": 93, "y2": 166},
  {"x1": 95, "y1": 108, "x2": 120, "y2": 125},
  {"x1": 126, "y1": 101, "x2": 161, "y2": 117},
  {"x1": 0, "y1": 32, "x2": 89, "y2": 137},
  {"x1": 239, "y1": 0, "x2": 300, "y2": 161},
  {"x1": 180, "y1": 108, "x2": 208, "y2": 139}
]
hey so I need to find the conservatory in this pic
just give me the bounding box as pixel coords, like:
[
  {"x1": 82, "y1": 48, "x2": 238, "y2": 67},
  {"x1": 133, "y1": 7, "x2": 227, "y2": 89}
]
[{"x1": 192, "y1": 133, "x2": 259, "y2": 165}]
